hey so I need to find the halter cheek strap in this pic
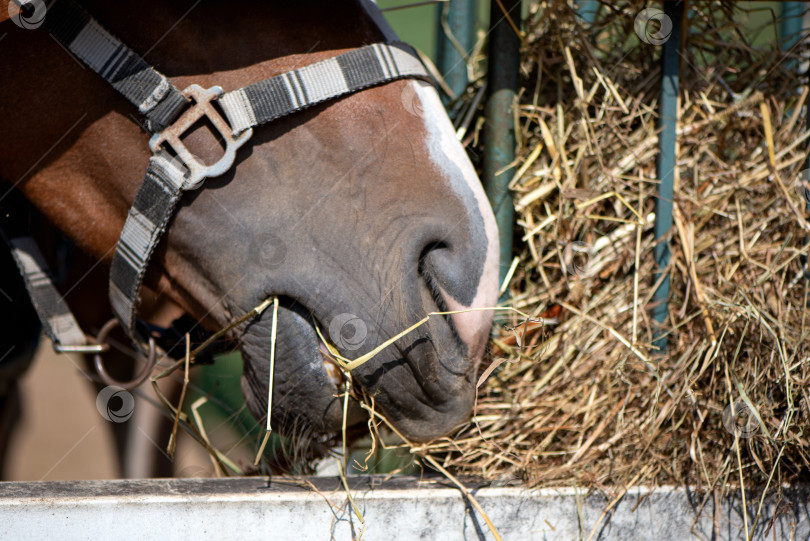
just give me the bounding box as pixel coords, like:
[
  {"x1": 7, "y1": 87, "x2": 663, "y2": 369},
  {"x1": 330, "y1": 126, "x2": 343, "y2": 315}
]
[{"x1": 6, "y1": 0, "x2": 434, "y2": 357}]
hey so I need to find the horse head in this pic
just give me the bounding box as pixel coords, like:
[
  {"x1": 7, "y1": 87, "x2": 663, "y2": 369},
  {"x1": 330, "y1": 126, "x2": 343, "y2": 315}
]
[{"x1": 0, "y1": 0, "x2": 499, "y2": 443}]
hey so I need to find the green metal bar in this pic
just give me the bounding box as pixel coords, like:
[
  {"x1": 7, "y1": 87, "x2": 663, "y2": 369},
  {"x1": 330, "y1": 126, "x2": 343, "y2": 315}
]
[
  {"x1": 652, "y1": 1, "x2": 683, "y2": 353},
  {"x1": 483, "y1": 0, "x2": 521, "y2": 301},
  {"x1": 435, "y1": 0, "x2": 477, "y2": 103}
]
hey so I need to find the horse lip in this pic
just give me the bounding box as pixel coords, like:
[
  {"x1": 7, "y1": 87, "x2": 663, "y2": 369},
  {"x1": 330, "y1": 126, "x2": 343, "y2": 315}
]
[
  {"x1": 281, "y1": 301, "x2": 353, "y2": 395},
  {"x1": 243, "y1": 293, "x2": 475, "y2": 439},
  {"x1": 289, "y1": 306, "x2": 349, "y2": 390},
  {"x1": 317, "y1": 340, "x2": 347, "y2": 387},
  {"x1": 236, "y1": 295, "x2": 366, "y2": 434}
]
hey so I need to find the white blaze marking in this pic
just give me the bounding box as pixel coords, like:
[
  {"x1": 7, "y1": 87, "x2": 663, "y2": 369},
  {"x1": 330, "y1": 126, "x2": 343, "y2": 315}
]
[
  {"x1": 360, "y1": 0, "x2": 500, "y2": 357},
  {"x1": 412, "y1": 82, "x2": 499, "y2": 357}
]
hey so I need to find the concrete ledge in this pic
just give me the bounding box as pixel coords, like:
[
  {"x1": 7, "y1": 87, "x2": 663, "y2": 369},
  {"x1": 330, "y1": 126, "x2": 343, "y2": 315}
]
[{"x1": 1, "y1": 477, "x2": 808, "y2": 540}]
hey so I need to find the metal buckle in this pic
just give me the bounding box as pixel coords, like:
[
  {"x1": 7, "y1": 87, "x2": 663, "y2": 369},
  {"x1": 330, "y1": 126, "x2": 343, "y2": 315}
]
[{"x1": 148, "y1": 84, "x2": 253, "y2": 190}]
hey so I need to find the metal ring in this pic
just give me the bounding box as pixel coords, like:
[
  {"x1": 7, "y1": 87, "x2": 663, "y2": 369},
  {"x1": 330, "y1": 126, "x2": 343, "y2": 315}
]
[{"x1": 93, "y1": 318, "x2": 157, "y2": 391}]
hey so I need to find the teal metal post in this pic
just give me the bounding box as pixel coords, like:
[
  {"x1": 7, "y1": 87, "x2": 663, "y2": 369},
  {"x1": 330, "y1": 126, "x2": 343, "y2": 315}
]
[
  {"x1": 781, "y1": 3, "x2": 810, "y2": 281},
  {"x1": 435, "y1": 0, "x2": 477, "y2": 103},
  {"x1": 576, "y1": 0, "x2": 600, "y2": 25},
  {"x1": 780, "y1": 3, "x2": 808, "y2": 179},
  {"x1": 483, "y1": 0, "x2": 521, "y2": 300},
  {"x1": 652, "y1": 1, "x2": 683, "y2": 353},
  {"x1": 781, "y1": 2, "x2": 804, "y2": 52}
]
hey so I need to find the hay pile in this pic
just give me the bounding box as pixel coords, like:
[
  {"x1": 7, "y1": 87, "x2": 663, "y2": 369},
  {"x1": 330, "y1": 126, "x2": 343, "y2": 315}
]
[{"x1": 423, "y1": 0, "x2": 810, "y2": 493}]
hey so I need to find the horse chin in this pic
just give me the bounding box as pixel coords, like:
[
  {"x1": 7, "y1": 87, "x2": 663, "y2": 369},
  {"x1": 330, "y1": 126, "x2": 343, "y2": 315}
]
[
  {"x1": 238, "y1": 302, "x2": 366, "y2": 438},
  {"x1": 236, "y1": 294, "x2": 479, "y2": 445}
]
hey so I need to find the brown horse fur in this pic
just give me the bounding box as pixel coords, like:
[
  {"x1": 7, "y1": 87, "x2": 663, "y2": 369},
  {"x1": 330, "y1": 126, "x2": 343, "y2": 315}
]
[{"x1": 0, "y1": 0, "x2": 500, "y2": 448}]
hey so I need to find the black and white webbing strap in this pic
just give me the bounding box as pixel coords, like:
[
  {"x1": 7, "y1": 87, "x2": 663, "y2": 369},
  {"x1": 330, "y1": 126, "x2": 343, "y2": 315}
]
[
  {"x1": 2, "y1": 235, "x2": 88, "y2": 350},
  {"x1": 109, "y1": 151, "x2": 189, "y2": 336},
  {"x1": 14, "y1": 0, "x2": 433, "y2": 351},
  {"x1": 217, "y1": 42, "x2": 430, "y2": 136},
  {"x1": 41, "y1": 0, "x2": 188, "y2": 132}
]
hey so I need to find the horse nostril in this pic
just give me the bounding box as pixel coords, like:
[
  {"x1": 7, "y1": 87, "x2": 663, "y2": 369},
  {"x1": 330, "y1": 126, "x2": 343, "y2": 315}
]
[
  {"x1": 419, "y1": 241, "x2": 495, "y2": 360},
  {"x1": 419, "y1": 240, "x2": 450, "y2": 293},
  {"x1": 419, "y1": 237, "x2": 487, "y2": 308}
]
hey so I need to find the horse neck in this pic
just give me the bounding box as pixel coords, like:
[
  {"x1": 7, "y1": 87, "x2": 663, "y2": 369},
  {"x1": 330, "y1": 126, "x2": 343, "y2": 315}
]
[
  {"x1": 77, "y1": 0, "x2": 386, "y2": 72},
  {"x1": 0, "y1": 0, "x2": 385, "y2": 260}
]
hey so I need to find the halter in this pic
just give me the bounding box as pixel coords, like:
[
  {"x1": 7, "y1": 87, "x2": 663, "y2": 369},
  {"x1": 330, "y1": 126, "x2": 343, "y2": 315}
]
[{"x1": 2, "y1": 0, "x2": 433, "y2": 387}]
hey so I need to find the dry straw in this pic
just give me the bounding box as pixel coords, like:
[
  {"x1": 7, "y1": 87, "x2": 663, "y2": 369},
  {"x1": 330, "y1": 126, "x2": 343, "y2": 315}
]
[{"x1": 420, "y1": 0, "x2": 810, "y2": 500}]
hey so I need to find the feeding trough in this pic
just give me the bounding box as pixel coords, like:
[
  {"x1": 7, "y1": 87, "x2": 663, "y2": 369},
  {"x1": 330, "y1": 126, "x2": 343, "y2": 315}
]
[{"x1": 1, "y1": 477, "x2": 808, "y2": 540}]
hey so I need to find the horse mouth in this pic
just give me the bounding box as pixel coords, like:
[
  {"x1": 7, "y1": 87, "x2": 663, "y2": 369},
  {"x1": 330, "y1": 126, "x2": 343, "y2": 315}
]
[
  {"x1": 235, "y1": 298, "x2": 364, "y2": 440},
  {"x1": 317, "y1": 340, "x2": 348, "y2": 388},
  {"x1": 237, "y1": 291, "x2": 477, "y2": 444}
]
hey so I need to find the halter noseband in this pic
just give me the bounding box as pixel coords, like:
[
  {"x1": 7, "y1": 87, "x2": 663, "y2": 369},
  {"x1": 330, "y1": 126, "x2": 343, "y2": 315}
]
[{"x1": 2, "y1": 0, "x2": 433, "y2": 384}]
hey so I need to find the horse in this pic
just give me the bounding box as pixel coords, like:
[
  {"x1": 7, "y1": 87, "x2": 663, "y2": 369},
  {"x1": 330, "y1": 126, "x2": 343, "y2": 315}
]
[{"x1": 0, "y1": 0, "x2": 499, "y2": 476}]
